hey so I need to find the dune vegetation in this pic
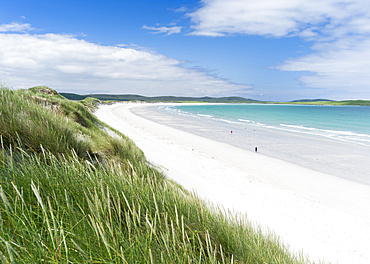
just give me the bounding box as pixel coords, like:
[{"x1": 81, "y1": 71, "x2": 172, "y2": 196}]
[{"x1": 0, "y1": 86, "x2": 312, "y2": 263}]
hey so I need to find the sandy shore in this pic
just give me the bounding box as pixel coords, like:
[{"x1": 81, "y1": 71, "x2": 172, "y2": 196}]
[{"x1": 96, "y1": 103, "x2": 370, "y2": 264}]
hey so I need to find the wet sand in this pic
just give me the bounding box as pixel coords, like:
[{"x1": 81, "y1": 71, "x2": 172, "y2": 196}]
[{"x1": 132, "y1": 104, "x2": 370, "y2": 184}]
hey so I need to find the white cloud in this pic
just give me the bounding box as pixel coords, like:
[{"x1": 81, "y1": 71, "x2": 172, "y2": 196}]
[
  {"x1": 142, "y1": 25, "x2": 182, "y2": 35},
  {"x1": 188, "y1": 0, "x2": 369, "y2": 38},
  {"x1": 175, "y1": 6, "x2": 188, "y2": 13},
  {"x1": 0, "y1": 22, "x2": 34, "y2": 32},
  {"x1": 0, "y1": 31, "x2": 252, "y2": 96},
  {"x1": 188, "y1": 0, "x2": 370, "y2": 98},
  {"x1": 278, "y1": 37, "x2": 370, "y2": 98}
]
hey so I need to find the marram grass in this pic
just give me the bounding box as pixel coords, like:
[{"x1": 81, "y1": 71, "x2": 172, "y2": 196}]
[
  {"x1": 0, "y1": 148, "x2": 310, "y2": 263},
  {"x1": 0, "y1": 87, "x2": 315, "y2": 263}
]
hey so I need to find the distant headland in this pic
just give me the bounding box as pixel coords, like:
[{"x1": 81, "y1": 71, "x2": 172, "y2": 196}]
[{"x1": 60, "y1": 91, "x2": 370, "y2": 106}]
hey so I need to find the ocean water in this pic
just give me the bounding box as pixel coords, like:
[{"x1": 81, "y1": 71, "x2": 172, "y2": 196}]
[
  {"x1": 131, "y1": 103, "x2": 370, "y2": 183},
  {"x1": 164, "y1": 104, "x2": 370, "y2": 147}
]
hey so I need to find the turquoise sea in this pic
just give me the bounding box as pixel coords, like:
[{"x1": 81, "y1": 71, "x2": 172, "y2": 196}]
[{"x1": 165, "y1": 104, "x2": 370, "y2": 147}]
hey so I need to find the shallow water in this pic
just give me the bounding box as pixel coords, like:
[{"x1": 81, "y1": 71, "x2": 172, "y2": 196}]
[
  {"x1": 168, "y1": 104, "x2": 370, "y2": 147},
  {"x1": 132, "y1": 104, "x2": 370, "y2": 185}
]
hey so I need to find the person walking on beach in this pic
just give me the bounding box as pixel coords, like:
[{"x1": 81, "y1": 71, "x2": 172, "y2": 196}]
[{"x1": 255, "y1": 147, "x2": 257, "y2": 152}]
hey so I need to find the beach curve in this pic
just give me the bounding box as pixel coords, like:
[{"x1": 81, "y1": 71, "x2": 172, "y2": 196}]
[{"x1": 96, "y1": 102, "x2": 370, "y2": 264}]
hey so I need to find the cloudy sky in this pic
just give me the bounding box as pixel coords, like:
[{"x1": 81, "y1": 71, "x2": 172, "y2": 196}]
[{"x1": 1, "y1": 0, "x2": 369, "y2": 100}]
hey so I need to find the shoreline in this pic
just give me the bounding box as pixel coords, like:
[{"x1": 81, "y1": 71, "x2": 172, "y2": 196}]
[
  {"x1": 132, "y1": 104, "x2": 370, "y2": 185},
  {"x1": 96, "y1": 102, "x2": 370, "y2": 264}
]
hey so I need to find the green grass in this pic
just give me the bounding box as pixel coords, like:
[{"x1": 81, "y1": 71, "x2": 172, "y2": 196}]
[
  {"x1": 322, "y1": 100, "x2": 370, "y2": 106},
  {"x1": 0, "y1": 87, "x2": 144, "y2": 166},
  {"x1": 0, "y1": 86, "x2": 314, "y2": 263},
  {"x1": 273, "y1": 100, "x2": 370, "y2": 106}
]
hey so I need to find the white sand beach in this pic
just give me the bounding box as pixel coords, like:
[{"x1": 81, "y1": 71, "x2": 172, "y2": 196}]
[{"x1": 96, "y1": 103, "x2": 370, "y2": 264}]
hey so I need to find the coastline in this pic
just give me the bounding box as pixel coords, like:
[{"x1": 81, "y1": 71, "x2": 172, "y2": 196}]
[
  {"x1": 132, "y1": 104, "x2": 370, "y2": 184},
  {"x1": 96, "y1": 102, "x2": 370, "y2": 264}
]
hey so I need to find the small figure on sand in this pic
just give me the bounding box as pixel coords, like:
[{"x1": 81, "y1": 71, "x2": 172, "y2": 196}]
[
  {"x1": 255, "y1": 147, "x2": 258, "y2": 152},
  {"x1": 231, "y1": 130, "x2": 233, "y2": 134}
]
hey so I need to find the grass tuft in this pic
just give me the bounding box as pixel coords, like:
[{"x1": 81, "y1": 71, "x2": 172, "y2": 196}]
[{"x1": 0, "y1": 86, "x2": 315, "y2": 263}]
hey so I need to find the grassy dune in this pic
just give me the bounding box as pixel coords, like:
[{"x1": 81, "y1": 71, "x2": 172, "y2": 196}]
[{"x1": 0, "y1": 87, "x2": 312, "y2": 263}]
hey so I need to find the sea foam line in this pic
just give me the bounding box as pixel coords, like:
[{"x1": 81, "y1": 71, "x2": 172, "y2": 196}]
[{"x1": 163, "y1": 106, "x2": 370, "y2": 147}]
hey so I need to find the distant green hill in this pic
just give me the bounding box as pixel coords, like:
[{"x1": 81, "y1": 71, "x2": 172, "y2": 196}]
[
  {"x1": 291, "y1": 99, "x2": 333, "y2": 103},
  {"x1": 60, "y1": 92, "x2": 261, "y2": 103},
  {"x1": 286, "y1": 99, "x2": 370, "y2": 106},
  {"x1": 60, "y1": 92, "x2": 370, "y2": 106},
  {"x1": 331, "y1": 100, "x2": 370, "y2": 106}
]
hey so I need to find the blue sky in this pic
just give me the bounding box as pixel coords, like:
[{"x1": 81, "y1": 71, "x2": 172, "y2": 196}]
[{"x1": 1, "y1": 0, "x2": 370, "y2": 101}]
